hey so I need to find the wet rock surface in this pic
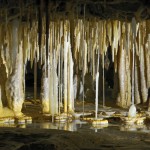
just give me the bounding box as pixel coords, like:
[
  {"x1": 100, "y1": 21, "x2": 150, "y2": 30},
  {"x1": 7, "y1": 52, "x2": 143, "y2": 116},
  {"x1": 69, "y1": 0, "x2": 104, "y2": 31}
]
[{"x1": 0, "y1": 127, "x2": 150, "y2": 150}]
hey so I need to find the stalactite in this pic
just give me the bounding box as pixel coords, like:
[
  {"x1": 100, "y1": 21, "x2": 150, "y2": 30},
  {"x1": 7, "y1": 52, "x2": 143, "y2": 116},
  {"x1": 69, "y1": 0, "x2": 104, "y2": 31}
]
[
  {"x1": 107, "y1": 20, "x2": 112, "y2": 45},
  {"x1": 60, "y1": 36, "x2": 63, "y2": 107},
  {"x1": 117, "y1": 44, "x2": 126, "y2": 107},
  {"x1": 134, "y1": 54, "x2": 141, "y2": 104},
  {"x1": 53, "y1": 52, "x2": 58, "y2": 115},
  {"x1": 92, "y1": 27, "x2": 96, "y2": 80},
  {"x1": 49, "y1": 54, "x2": 54, "y2": 115},
  {"x1": 63, "y1": 22, "x2": 69, "y2": 113},
  {"x1": 102, "y1": 53, "x2": 105, "y2": 107},
  {"x1": 146, "y1": 37, "x2": 150, "y2": 89},
  {"x1": 125, "y1": 54, "x2": 131, "y2": 106},
  {"x1": 0, "y1": 9, "x2": 150, "y2": 117},
  {"x1": 58, "y1": 41, "x2": 62, "y2": 114},
  {"x1": 146, "y1": 20, "x2": 150, "y2": 89},
  {"x1": 95, "y1": 71, "x2": 99, "y2": 119},
  {"x1": 68, "y1": 48, "x2": 74, "y2": 113},
  {"x1": 112, "y1": 20, "x2": 118, "y2": 62}
]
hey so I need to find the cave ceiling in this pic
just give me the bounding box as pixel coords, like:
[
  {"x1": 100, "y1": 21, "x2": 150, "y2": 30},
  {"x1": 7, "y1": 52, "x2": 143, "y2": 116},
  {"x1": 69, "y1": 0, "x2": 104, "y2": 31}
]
[{"x1": 0, "y1": 0, "x2": 150, "y2": 22}]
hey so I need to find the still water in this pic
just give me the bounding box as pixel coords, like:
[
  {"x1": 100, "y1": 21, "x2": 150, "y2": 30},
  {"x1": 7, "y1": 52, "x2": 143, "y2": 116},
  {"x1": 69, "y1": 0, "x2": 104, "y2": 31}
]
[{"x1": 1, "y1": 119, "x2": 150, "y2": 134}]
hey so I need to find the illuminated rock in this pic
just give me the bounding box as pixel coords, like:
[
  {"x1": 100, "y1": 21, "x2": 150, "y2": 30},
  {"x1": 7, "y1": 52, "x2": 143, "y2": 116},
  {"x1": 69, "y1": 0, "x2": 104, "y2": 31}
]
[{"x1": 128, "y1": 104, "x2": 136, "y2": 118}]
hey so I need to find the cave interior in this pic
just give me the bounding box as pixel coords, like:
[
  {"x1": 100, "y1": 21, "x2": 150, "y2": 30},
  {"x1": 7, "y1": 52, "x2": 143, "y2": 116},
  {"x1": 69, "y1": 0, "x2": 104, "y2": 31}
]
[{"x1": 0, "y1": 0, "x2": 150, "y2": 148}]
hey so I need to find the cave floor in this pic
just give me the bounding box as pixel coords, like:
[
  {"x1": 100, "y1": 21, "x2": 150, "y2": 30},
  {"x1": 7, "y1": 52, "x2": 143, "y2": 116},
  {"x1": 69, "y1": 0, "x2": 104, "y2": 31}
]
[
  {"x1": 0, "y1": 99, "x2": 150, "y2": 149},
  {"x1": 0, "y1": 124, "x2": 150, "y2": 150}
]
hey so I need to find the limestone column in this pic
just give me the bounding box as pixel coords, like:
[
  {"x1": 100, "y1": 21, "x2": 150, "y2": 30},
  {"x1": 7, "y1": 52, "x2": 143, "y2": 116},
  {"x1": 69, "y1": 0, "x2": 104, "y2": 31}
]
[
  {"x1": 41, "y1": 67, "x2": 50, "y2": 113},
  {"x1": 139, "y1": 45, "x2": 148, "y2": 103},
  {"x1": 5, "y1": 20, "x2": 24, "y2": 116},
  {"x1": 6, "y1": 47, "x2": 24, "y2": 115},
  {"x1": 117, "y1": 46, "x2": 126, "y2": 107},
  {"x1": 134, "y1": 54, "x2": 141, "y2": 104}
]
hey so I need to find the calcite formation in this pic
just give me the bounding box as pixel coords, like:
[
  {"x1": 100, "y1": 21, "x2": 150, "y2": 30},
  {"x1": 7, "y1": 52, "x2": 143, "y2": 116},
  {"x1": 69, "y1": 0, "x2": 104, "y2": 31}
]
[{"x1": 0, "y1": 12, "x2": 149, "y2": 116}]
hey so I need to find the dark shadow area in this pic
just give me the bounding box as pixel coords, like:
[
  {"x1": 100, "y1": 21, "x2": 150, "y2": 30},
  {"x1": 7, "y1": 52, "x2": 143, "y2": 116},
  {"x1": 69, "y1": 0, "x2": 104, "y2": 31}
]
[
  {"x1": 25, "y1": 61, "x2": 42, "y2": 100},
  {"x1": 105, "y1": 45, "x2": 114, "y2": 89}
]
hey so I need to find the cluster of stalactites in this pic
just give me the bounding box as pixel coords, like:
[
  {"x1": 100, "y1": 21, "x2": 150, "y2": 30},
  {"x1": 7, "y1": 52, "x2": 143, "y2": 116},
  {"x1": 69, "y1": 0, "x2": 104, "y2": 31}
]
[
  {"x1": 0, "y1": 19, "x2": 149, "y2": 75},
  {"x1": 0, "y1": 18, "x2": 149, "y2": 110},
  {"x1": 73, "y1": 19, "x2": 150, "y2": 106},
  {"x1": 74, "y1": 19, "x2": 149, "y2": 74}
]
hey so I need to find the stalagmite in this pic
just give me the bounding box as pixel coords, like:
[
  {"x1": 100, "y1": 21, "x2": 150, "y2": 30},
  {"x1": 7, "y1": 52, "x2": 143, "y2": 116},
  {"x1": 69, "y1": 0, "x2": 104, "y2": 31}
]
[{"x1": 128, "y1": 104, "x2": 136, "y2": 118}]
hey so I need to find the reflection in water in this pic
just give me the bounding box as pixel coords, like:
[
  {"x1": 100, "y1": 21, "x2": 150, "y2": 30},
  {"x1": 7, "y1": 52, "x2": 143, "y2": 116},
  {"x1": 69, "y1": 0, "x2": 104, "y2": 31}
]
[
  {"x1": 26, "y1": 120, "x2": 88, "y2": 131},
  {"x1": 120, "y1": 124, "x2": 147, "y2": 132},
  {"x1": 1, "y1": 120, "x2": 150, "y2": 133},
  {"x1": 91, "y1": 124, "x2": 109, "y2": 133}
]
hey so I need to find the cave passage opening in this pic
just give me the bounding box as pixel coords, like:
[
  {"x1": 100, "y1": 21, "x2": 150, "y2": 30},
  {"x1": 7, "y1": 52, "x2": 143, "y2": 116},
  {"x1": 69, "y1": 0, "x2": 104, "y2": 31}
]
[{"x1": 25, "y1": 60, "x2": 42, "y2": 101}]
